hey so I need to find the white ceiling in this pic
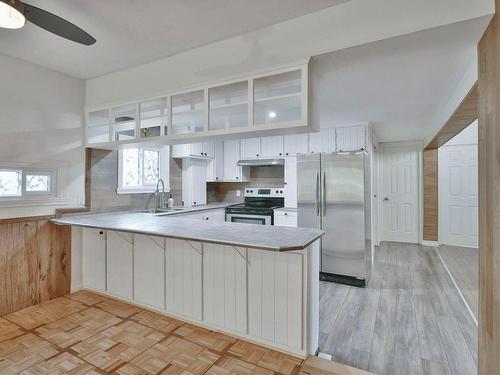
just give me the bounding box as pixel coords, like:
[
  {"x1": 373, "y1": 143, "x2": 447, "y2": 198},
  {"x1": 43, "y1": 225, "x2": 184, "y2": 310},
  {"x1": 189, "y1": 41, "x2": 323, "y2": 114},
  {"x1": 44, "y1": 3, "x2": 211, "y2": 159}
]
[
  {"x1": 0, "y1": 0, "x2": 348, "y2": 79},
  {"x1": 311, "y1": 16, "x2": 490, "y2": 142}
]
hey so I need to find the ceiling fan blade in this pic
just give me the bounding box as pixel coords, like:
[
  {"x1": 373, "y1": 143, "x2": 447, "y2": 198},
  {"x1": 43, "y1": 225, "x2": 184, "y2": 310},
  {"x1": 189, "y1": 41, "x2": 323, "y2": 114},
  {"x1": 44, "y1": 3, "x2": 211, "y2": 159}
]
[{"x1": 22, "y1": 3, "x2": 96, "y2": 45}]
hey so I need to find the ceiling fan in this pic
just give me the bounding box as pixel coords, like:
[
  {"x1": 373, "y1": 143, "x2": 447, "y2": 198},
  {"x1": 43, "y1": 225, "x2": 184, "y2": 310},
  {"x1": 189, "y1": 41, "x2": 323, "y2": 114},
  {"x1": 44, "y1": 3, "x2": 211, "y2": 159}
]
[{"x1": 0, "y1": 0, "x2": 95, "y2": 45}]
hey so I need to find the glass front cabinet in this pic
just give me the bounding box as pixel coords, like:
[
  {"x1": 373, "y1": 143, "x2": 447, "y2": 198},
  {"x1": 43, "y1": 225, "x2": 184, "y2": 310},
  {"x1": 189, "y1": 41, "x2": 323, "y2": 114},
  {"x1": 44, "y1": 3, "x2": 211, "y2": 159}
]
[{"x1": 85, "y1": 63, "x2": 309, "y2": 147}]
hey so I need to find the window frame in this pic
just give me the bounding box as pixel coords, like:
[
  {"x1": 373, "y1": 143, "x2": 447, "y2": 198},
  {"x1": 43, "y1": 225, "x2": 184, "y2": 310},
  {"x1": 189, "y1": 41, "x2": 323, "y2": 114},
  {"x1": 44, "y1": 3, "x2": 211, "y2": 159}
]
[
  {"x1": 117, "y1": 146, "x2": 170, "y2": 194},
  {"x1": 0, "y1": 165, "x2": 60, "y2": 202},
  {"x1": 22, "y1": 169, "x2": 55, "y2": 196}
]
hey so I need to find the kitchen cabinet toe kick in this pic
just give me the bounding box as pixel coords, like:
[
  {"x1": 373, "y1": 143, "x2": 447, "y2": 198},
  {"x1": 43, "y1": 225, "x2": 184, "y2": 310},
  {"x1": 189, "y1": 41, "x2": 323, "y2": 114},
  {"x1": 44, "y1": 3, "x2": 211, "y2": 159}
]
[{"x1": 72, "y1": 226, "x2": 320, "y2": 358}]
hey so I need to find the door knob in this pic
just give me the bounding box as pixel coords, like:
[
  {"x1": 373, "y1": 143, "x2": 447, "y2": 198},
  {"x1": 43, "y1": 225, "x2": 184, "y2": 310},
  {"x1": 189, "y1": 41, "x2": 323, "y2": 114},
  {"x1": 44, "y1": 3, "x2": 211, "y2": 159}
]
[{"x1": 384, "y1": 197, "x2": 389, "y2": 201}]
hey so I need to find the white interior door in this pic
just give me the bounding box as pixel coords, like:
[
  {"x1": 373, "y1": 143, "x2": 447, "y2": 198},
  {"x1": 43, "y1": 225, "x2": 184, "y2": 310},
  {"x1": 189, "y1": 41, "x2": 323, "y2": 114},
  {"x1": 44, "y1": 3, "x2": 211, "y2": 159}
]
[
  {"x1": 439, "y1": 144, "x2": 478, "y2": 247},
  {"x1": 381, "y1": 143, "x2": 419, "y2": 243}
]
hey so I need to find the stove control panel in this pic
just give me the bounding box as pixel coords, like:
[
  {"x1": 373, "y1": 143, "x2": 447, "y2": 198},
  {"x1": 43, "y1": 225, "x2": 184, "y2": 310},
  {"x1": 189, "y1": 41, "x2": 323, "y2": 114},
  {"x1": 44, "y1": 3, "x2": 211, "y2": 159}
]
[{"x1": 244, "y1": 187, "x2": 284, "y2": 198}]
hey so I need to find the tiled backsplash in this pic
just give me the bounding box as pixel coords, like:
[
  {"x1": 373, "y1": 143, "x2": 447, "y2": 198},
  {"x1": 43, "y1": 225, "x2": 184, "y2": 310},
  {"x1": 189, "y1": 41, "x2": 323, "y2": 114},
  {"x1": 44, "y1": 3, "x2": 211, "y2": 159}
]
[
  {"x1": 89, "y1": 149, "x2": 283, "y2": 211},
  {"x1": 89, "y1": 148, "x2": 182, "y2": 213},
  {"x1": 207, "y1": 165, "x2": 284, "y2": 203}
]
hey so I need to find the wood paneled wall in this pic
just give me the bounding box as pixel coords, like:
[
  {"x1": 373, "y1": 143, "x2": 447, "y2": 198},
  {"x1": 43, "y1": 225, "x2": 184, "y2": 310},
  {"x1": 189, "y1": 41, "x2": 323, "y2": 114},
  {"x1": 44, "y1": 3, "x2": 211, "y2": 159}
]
[
  {"x1": 426, "y1": 82, "x2": 478, "y2": 150},
  {"x1": 0, "y1": 217, "x2": 71, "y2": 316},
  {"x1": 423, "y1": 149, "x2": 438, "y2": 241},
  {"x1": 478, "y1": 5, "x2": 500, "y2": 373}
]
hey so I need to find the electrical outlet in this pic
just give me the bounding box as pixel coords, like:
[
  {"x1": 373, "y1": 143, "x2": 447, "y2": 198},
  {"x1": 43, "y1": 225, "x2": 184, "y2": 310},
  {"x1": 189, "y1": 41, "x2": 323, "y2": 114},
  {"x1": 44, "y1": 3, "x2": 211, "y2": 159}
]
[{"x1": 236, "y1": 190, "x2": 241, "y2": 197}]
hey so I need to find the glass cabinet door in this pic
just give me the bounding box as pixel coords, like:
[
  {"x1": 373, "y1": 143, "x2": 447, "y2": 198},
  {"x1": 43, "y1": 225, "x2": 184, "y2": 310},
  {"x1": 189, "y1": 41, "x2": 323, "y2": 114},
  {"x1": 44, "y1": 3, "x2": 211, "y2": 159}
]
[
  {"x1": 209, "y1": 81, "x2": 248, "y2": 131},
  {"x1": 253, "y1": 69, "x2": 302, "y2": 126},
  {"x1": 139, "y1": 98, "x2": 167, "y2": 138},
  {"x1": 87, "y1": 109, "x2": 110, "y2": 144},
  {"x1": 171, "y1": 90, "x2": 204, "y2": 135},
  {"x1": 112, "y1": 104, "x2": 137, "y2": 141}
]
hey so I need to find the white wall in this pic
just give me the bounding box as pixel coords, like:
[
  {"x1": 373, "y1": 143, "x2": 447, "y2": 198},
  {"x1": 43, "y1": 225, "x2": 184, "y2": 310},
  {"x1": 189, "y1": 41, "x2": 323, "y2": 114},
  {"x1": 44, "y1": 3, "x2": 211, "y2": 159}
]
[
  {"x1": 438, "y1": 121, "x2": 478, "y2": 247},
  {"x1": 0, "y1": 53, "x2": 85, "y2": 219},
  {"x1": 85, "y1": 0, "x2": 493, "y2": 109}
]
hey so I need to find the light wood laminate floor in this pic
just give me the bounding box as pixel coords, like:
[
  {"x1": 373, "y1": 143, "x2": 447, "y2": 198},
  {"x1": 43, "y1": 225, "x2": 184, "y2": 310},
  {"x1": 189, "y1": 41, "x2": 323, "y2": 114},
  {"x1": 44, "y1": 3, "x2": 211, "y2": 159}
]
[
  {"x1": 0, "y1": 290, "x2": 374, "y2": 375},
  {"x1": 435, "y1": 245, "x2": 478, "y2": 321},
  {"x1": 319, "y1": 242, "x2": 478, "y2": 375}
]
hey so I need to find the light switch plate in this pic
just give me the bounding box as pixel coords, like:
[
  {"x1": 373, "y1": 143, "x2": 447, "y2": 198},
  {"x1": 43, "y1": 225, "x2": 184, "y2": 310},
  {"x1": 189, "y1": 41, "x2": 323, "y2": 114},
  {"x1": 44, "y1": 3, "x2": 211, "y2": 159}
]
[{"x1": 236, "y1": 190, "x2": 241, "y2": 197}]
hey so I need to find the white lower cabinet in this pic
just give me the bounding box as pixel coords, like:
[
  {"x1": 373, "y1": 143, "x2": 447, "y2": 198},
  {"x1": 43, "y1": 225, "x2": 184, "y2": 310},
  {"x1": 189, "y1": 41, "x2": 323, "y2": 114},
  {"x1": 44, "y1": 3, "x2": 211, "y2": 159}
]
[
  {"x1": 175, "y1": 208, "x2": 225, "y2": 222},
  {"x1": 165, "y1": 238, "x2": 203, "y2": 320},
  {"x1": 203, "y1": 243, "x2": 247, "y2": 333},
  {"x1": 274, "y1": 211, "x2": 298, "y2": 227},
  {"x1": 79, "y1": 231, "x2": 310, "y2": 356},
  {"x1": 248, "y1": 249, "x2": 303, "y2": 350},
  {"x1": 82, "y1": 228, "x2": 106, "y2": 292},
  {"x1": 134, "y1": 234, "x2": 165, "y2": 309},
  {"x1": 202, "y1": 209, "x2": 226, "y2": 222},
  {"x1": 106, "y1": 231, "x2": 133, "y2": 299}
]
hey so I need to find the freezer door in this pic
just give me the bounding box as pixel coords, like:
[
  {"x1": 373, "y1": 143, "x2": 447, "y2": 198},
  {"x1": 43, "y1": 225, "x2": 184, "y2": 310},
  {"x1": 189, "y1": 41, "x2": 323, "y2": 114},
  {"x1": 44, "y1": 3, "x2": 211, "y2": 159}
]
[
  {"x1": 321, "y1": 152, "x2": 366, "y2": 278},
  {"x1": 297, "y1": 153, "x2": 321, "y2": 230}
]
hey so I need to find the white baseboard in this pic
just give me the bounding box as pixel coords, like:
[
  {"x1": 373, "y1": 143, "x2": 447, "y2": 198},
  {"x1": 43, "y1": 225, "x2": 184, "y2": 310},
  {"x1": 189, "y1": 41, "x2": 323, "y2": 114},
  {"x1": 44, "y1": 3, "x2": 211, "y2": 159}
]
[
  {"x1": 421, "y1": 240, "x2": 439, "y2": 247},
  {"x1": 317, "y1": 352, "x2": 333, "y2": 360},
  {"x1": 71, "y1": 282, "x2": 83, "y2": 293}
]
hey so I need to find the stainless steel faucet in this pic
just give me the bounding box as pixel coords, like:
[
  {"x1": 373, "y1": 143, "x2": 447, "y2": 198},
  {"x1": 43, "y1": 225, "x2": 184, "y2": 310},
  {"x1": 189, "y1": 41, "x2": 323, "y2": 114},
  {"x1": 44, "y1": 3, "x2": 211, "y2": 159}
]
[{"x1": 155, "y1": 178, "x2": 165, "y2": 209}]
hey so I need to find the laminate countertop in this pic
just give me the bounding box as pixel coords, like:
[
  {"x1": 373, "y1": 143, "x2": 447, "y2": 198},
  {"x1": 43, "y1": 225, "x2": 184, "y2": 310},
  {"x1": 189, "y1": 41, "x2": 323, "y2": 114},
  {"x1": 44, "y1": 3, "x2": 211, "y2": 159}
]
[{"x1": 52, "y1": 212, "x2": 323, "y2": 252}]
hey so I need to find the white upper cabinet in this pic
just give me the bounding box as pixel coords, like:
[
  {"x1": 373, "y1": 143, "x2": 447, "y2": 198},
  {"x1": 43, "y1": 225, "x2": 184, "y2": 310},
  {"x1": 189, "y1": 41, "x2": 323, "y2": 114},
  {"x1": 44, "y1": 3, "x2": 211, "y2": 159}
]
[
  {"x1": 261, "y1": 136, "x2": 284, "y2": 157},
  {"x1": 308, "y1": 128, "x2": 336, "y2": 154},
  {"x1": 253, "y1": 68, "x2": 305, "y2": 127},
  {"x1": 335, "y1": 125, "x2": 366, "y2": 151},
  {"x1": 85, "y1": 63, "x2": 309, "y2": 148},
  {"x1": 172, "y1": 142, "x2": 214, "y2": 159},
  {"x1": 223, "y1": 139, "x2": 249, "y2": 182},
  {"x1": 241, "y1": 138, "x2": 261, "y2": 158},
  {"x1": 207, "y1": 141, "x2": 224, "y2": 182},
  {"x1": 202, "y1": 142, "x2": 215, "y2": 158},
  {"x1": 308, "y1": 132, "x2": 322, "y2": 154},
  {"x1": 112, "y1": 104, "x2": 137, "y2": 141},
  {"x1": 87, "y1": 109, "x2": 111, "y2": 144},
  {"x1": 171, "y1": 90, "x2": 205, "y2": 135},
  {"x1": 139, "y1": 98, "x2": 167, "y2": 138},
  {"x1": 209, "y1": 81, "x2": 248, "y2": 131},
  {"x1": 283, "y1": 134, "x2": 308, "y2": 156},
  {"x1": 322, "y1": 128, "x2": 336, "y2": 153}
]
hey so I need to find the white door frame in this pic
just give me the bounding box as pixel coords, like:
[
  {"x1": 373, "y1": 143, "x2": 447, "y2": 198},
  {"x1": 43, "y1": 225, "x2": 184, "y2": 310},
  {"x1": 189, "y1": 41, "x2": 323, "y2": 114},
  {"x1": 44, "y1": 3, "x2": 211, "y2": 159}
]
[{"x1": 380, "y1": 141, "x2": 423, "y2": 244}]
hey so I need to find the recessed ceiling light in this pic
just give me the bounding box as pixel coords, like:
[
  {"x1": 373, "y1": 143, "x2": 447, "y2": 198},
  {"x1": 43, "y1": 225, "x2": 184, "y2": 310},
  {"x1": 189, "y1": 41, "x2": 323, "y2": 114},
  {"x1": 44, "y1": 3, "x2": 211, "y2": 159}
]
[
  {"x1": 0, "y1": 0, "x2": 25, "y2": 29},
  {"x1": 268, "y1": 111, "x2": 277, "y2": 119}
]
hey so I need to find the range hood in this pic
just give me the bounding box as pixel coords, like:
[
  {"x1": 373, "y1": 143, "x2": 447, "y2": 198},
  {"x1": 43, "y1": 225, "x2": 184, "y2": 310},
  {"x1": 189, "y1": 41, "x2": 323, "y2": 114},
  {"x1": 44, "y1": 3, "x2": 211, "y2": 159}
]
[{"x1": 237, "y1": 158, "x2": 285, "y2": 166}]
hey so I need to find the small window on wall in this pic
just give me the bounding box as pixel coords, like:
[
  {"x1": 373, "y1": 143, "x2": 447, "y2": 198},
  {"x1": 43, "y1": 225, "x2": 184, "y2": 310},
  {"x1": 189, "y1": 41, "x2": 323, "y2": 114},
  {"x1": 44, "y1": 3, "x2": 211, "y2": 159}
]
[
  {"x1": 117, "y1": 147, "x2": 170, "y2": 194},
  {"x1": 0, "y1": 169, "x2": 54, "y2": 198}
]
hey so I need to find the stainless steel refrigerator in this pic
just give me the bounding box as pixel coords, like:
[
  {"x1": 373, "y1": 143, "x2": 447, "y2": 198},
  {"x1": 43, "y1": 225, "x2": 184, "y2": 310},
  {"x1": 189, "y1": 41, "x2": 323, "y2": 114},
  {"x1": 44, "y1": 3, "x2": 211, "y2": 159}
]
[{"x1": 297, "y1": 151, "x2": 372, "y2": 287}]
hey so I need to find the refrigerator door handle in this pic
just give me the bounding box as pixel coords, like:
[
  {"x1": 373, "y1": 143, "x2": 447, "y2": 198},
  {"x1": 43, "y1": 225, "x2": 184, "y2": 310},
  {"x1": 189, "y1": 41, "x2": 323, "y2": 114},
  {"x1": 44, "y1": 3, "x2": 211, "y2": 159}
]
[
  {"x1": 316, "y1": 172, "x2": 320, "y2": 216},
  {"x1": 323, "y1": 172, "x2": 326, "y2": 216}
]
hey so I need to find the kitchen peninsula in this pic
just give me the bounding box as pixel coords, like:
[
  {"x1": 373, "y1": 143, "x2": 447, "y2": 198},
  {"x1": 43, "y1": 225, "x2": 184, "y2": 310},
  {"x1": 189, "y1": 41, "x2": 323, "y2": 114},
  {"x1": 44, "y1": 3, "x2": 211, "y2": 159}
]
[{"x1": 53, "y1": 212, "x2": 323, "y2": 357}]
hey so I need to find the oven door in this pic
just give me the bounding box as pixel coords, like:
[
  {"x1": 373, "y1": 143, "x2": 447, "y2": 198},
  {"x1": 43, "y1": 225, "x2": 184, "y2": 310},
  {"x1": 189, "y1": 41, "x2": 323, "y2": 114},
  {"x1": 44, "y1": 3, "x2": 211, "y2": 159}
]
[{"x1": 226, "y1": 213, "x2": 272, "y2": 225}]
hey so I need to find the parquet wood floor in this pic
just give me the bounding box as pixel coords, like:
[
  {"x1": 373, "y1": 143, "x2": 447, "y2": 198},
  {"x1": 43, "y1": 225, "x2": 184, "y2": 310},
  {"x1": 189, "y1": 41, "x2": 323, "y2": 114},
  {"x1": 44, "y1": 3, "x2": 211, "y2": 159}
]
[{"x1": 0, "y1": 290, "x2": 374, "y2": 375}]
